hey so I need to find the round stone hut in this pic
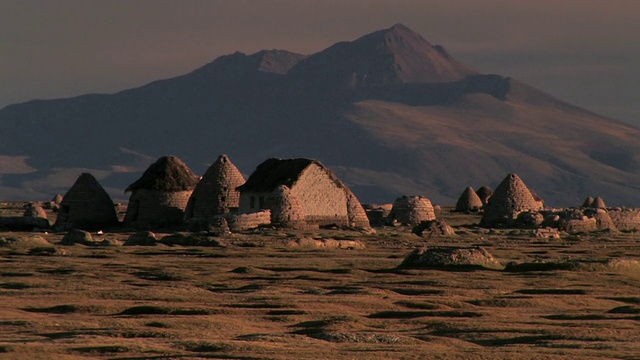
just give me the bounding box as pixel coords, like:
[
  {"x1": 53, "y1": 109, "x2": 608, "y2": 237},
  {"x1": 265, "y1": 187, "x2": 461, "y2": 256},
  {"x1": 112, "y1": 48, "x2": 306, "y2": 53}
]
[
  {"x1": 264, "y1": 185, "x2": 306, "y2": 229},
  {"x1": 581, "y1": 196, "x2": 595, "y2": 208},
  {"x1": 475, "y1": 186, "x2": 493, "y2": 206},
  {"x1": 480, "y1": 173, "x2": 543, "y2": 227},
  {"x1": 124, "y1": 155, "x2": 199, "y2": 228},
  {"x1": 455, "y1": 186, "x2": 483, "y2": 212},
  {"x1": 388, "y1": 195, "x2": 436, "y2": 226},
  {"x1": 184, "y1": 154, "x2": 246, "y2": 221},
  {"x1": 54, "y1": 173, "x2": 119, "y2": 230},
  {"x1": 591, "y1": 196, "x2": 606, "y2": 209}
]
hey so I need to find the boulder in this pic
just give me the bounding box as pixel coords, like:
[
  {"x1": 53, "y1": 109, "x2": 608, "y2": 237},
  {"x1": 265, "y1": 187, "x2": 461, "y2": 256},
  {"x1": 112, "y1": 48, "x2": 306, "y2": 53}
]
[
  {"x1": 159, "y1": 233, "x2": 225, "y2": 247},
  {"x1": 60, "y1": 229, "x2": 96, "y2": 246},
  {"x1": 412, "y1": 220, "x2": 456, "y2": 237},
  {"x1": 400, "y1": 246, "x2": 502, "y2": 270},
  {"x1": 124, "y1": 231, "x2": 157, "y2": 246}
]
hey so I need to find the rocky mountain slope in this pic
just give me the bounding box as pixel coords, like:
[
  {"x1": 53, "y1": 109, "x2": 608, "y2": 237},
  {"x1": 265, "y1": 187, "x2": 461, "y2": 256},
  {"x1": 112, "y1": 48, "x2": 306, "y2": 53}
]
[{"x1": 1, "y1": 24, "x2": 639, "y2": 206}]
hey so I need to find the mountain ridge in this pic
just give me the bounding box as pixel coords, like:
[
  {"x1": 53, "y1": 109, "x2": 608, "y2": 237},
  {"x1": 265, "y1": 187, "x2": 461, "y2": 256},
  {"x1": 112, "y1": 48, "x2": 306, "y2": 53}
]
[{"x1": 0, "y1": 24, "x2": 639, "y2": 206}]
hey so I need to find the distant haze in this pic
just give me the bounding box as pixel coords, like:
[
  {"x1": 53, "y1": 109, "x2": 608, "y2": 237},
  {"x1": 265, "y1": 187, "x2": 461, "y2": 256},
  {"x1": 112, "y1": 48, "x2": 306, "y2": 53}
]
[{"x1": 1, "y1": 0, "x2": 638, "y2": 126}]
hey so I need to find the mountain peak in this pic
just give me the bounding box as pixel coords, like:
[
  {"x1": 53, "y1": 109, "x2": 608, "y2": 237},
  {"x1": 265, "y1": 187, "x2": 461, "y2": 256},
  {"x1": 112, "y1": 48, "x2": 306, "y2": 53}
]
[{"x1": 289, "y1": 24, "x2": 477, "y2": 88}]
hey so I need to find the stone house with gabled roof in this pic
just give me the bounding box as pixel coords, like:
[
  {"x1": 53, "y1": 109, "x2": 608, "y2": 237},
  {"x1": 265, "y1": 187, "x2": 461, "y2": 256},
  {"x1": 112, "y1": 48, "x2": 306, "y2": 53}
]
[{"x1": 236, "y1": 158, "x2": 370, "y2": 229}]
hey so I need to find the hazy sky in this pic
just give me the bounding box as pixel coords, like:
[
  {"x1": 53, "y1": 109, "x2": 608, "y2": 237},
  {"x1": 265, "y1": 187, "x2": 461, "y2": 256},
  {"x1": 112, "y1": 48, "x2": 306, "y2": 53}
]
[{"x1": 1, "y1": 0, "x2": 639, "y2": 126}]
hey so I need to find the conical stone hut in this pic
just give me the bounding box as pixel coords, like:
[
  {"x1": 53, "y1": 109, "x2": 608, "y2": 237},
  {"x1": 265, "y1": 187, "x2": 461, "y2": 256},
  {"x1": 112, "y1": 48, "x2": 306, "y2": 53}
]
[
  {"x1": 455, "y1": 186, "x2": 483, "y2": 212},
  {"x1": 581, "y1": 196, "x2": 595, "y2": 208},
  {"x1": 475, "y1": 186, "x2": 493, "y2": 206},
  {"x1": 124, "y1": 155, "x2": 199, "y2": 228},
  {"x1": 480, "y1": 173, "x2": 542, "y2": 227},
  {"x1": 591, "y1": 197, "x2": 606, "y2": 209},
  {"x1": 54, "y1": 173, "x2": 119, "y2": 230},
  {"x1": 388, "y1": 195, "x2": 436, "y2": 226},
  {"x1": 264, "y1": 185, "x2": 306, "y2": 229},
  {"x1": 184, "y1": 154, "x2": 246, "y2": 221}
]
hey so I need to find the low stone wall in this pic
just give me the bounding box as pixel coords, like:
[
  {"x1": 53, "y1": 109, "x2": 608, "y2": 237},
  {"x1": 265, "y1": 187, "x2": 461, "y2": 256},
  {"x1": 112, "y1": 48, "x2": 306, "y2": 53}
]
[
  {"x1": 609, "y1": 208, "x2": 640, "y2": 231},
  {"x1": 228, "y1": 210, "x2": 271, "y2": 231},
  {"x1": 0, "y1": 216, "x2": 51, "y2": 230}
]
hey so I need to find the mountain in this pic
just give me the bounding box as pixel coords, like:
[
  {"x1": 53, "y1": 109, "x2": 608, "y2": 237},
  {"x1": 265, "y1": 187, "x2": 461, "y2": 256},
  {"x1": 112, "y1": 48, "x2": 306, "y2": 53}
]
[{"x1": 1, "y1": 24, "x2": 639, "y2": 206}]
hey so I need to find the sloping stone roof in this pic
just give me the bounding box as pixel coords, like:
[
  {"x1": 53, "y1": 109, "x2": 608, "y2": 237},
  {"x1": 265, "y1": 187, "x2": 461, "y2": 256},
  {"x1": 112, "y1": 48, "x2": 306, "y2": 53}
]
[
  {"x1": 455, "y1": 186, "x2": 483, "y2": 212},
  {"x1": 480, "y1": 173, "x2": 542, "y2": 227},
  {"x1": 185, "y1": 154, "x2": 246, "y2": 218}
]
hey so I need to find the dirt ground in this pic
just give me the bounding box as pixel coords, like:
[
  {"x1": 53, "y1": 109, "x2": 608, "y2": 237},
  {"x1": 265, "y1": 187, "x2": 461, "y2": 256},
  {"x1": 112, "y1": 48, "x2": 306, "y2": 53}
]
[{"x1": 1, "y1": 205, "x2": 639, "y2": 359}]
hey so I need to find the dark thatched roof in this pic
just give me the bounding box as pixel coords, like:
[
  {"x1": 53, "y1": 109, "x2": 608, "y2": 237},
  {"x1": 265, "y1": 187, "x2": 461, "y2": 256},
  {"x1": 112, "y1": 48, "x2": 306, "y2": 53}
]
[
  {"x1": 237, "y1": 158, "x2": 343, "y2": 193},
  {"x1": 125, "y1": 155, "x2": 199, "y2": 193}
]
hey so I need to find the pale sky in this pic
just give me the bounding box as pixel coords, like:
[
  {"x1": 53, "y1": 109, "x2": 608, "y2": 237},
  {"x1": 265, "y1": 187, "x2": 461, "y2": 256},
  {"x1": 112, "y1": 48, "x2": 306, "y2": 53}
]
[{"x1": 1, "y1": 0, "x2": 639, "y2": 125}]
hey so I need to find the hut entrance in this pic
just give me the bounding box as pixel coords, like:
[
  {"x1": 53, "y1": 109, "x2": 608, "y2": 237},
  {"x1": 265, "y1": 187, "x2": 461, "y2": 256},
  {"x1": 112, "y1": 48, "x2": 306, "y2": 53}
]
[
  {"x1": 129, "y1": 200, "x2": 140, "y2": 222},
  {"x1": 186, "y1": 198, "x2": 196, "y2": 219}
]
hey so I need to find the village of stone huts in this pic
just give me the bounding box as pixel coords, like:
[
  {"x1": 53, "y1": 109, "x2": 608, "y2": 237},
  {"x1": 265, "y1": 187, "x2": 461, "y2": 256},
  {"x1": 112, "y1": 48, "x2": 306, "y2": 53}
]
[{"x1": 2, "y1": 153, "x2": 640, "y2": 265}]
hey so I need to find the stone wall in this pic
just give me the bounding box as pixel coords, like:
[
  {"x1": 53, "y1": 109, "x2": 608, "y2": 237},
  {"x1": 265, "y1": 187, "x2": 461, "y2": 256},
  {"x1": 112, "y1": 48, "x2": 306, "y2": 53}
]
[
  {"x1": 609, "y1": 208, "x2": 640, "y2": 231},
  {"x1": 228, "y1": 210, "x2": 271, "y2": 231},
  {"x1": 124, "y1": 189, "x2": 192, "y2": 228},
  {"x1": 291, "y1": 164, "x2": 349, "y2": 226}
]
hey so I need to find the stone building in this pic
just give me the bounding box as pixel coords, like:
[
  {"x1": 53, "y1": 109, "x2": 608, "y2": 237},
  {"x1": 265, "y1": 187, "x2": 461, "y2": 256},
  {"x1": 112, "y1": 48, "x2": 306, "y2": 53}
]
[
  {"x1": 480, "y1": 173, "x2": 543, "y2": 227},
  {"x1": 236, "y1": 158, "x2": 371, "y2": 229},
  {"x1": 54, "y1": 173, "x2": 119, "y2": 230},
  {"x1": 455, "y1": 186, "x2": 483, "y2": 212},
  {"x1": 124, "y1": 155, "x2": 199, "y2": 228},
  {"x1": 388, "y1": 195, "x2": 436, "y2": 226},
  {"x1": 184, "y1": 154, "x2": 246, "y2": 221},
  {"x1": 475, "y1": 186, "x2": 493, "y2": 206}
]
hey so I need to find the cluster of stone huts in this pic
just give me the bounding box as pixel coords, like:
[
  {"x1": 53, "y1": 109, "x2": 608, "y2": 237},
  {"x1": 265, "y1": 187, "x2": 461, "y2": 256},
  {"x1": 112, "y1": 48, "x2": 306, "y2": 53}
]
[
  {"x1": 452, "y1": 173, "x2": 640, "y2": 234},
  {"x1": 42, "y1": 155, "x2": 373, "y2": 232},
  {"x1": 10, "y1": 155, "x2": 640, "y2": 235}
]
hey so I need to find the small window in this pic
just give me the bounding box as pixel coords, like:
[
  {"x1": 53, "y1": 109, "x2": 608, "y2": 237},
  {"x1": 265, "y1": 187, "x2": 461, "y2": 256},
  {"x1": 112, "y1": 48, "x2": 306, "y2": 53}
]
[
  {"x1": 250, "y1": 196, "x2": 255, "y2": 209},
  {"x1": 259, "y1": 196, "x2": 265, "y2": 208}
]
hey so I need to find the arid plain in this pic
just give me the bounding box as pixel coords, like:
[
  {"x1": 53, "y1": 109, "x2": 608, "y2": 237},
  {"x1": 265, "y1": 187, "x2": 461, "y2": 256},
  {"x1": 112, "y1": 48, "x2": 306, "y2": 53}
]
[{"x1": 1, "y1": 203, "x2": 639, "y2": 359}]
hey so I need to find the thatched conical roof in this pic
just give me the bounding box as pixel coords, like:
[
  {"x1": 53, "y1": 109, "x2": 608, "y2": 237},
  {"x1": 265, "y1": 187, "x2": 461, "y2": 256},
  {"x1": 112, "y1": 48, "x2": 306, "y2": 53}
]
[
  {"x1": 480, "y1": 173, "x2": 542, "y2": 227},
  {"x1": 475, "y1": 186, "x2": 493, "y2": 206},
  {"x1": 389, "y1": 195, "x2": 436, "y2": 226},
  {"x1": 185, "y1": 154, "x2": 246, "y2": 219},
  {"x1": 54, "y1": 173, "x2": 118, "y2": 230},
  {"x1": 265, "y1": 185, "x2": 306, "y2": 228},
  {"x1": 126, "y1": 155, "x2": 199, "y2": 193},
  {"x1": 455, "y1": 186, "x2": 483, "y2": 212}
]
